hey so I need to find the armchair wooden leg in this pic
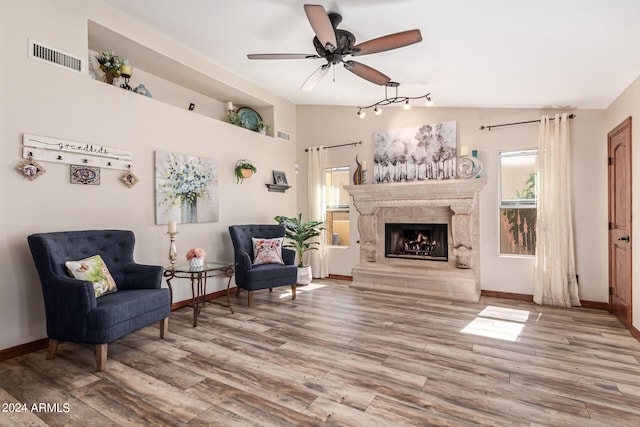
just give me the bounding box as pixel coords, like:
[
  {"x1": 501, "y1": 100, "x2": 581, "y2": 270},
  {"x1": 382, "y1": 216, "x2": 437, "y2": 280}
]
[
  {"x1": 46, "y1": 339, "x2": 59, "y2": 360},
  {"x1": 248, "y1": 291, "x2": 254, "y2": 307},
  {"x1": 160, "y1": 317, "x2": 169, "y2": 339},
  {"x1": 96, "y1": 343, "x2": 108, "y2": 371},
  {"x1": 291, "y1": 284, "x2": 297, "y2": 300}
]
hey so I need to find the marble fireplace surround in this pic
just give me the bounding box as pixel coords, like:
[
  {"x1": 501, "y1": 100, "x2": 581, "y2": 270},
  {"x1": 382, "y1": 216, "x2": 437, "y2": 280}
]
[{"x1": 345, "y1": 179, "x2": 487, "y2": 302}]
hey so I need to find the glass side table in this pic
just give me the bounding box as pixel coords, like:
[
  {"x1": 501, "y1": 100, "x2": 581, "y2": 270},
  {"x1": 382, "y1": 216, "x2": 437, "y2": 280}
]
[{"x1": 163, "y1": 261, "x2": 234, "y2": 327}]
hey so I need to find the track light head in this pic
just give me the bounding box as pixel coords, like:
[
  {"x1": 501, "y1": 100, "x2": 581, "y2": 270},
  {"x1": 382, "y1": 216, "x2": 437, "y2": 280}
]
[
  {"x1": 403, "y1": 99, "x2": 411, "y2": 110},
  {"x1": 426, "y1": 95, "x2": 434, "y2": 107},
  {"x1": 357, "y1": 108, "x2": 366, "y2": 119},
  {"x1": 374, "y1": 106, "x2": 382, "y2": 115}
]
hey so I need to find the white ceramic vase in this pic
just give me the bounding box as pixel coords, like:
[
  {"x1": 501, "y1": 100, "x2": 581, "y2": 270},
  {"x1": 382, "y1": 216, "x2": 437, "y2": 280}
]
[{"x1": 189, "y1": 257, "x2": 204, "y2": 269}]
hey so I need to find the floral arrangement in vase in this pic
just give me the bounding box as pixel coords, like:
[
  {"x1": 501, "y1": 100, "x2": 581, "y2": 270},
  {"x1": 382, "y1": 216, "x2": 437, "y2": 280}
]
[
  {"x1": 186, "y1": 248, "x2": 206, "y2": 269},
  {"x1": 95, "y1": 51, "x2": 127, "y2": 84}
]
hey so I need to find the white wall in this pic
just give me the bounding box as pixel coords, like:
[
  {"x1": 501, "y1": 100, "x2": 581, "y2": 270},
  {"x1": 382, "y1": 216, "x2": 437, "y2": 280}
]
[
  {"x1": 296, "y1": 106, "x2": 608, "y2": 302},
  {"x1": 606, "y1": 73, "x2": 640, "y2": 330},
  {"x1": 0, "y1": 0, "x2": 298, "y2": 350}
]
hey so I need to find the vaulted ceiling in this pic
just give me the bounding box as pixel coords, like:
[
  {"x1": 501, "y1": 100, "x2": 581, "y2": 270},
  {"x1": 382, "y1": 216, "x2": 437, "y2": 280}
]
[{"x1": 104, "y1": 0, "x2": 640, "y2": 109}]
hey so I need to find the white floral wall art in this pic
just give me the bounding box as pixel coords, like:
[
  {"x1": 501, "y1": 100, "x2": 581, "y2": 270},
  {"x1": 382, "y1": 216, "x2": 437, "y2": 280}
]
[
  {"x1": 155, "y1": 150, "x2": 219, "y2": 224},
  {"x1": 374, "y1": 121, "x2": 457, "y2": 183}
]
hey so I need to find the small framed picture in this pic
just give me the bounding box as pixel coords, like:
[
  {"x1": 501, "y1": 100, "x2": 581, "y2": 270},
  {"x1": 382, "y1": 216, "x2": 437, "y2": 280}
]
[
  {"x1": 272, "y1": 170, "x2": 288, "y2": 186},
  {"x1": 70, "y1": 165, "x2": 100, "y2": 185}
]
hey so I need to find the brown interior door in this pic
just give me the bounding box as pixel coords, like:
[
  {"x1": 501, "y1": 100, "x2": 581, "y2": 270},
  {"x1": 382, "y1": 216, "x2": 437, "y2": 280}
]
[{"x1": 608, "y1": 117, "x2": 632, "y2": 327}]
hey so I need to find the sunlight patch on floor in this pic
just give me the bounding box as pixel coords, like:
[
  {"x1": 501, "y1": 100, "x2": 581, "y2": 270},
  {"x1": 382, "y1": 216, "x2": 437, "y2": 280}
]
[
  {"x1": 279, "y1": 282, "x2": 326, "y2": 299},
  {"x1": 461, "y1": 305, "x2": 530, "y2": 341}
]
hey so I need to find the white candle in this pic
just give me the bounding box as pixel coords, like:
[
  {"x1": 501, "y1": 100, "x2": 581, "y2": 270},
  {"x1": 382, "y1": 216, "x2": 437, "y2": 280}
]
[
  {"x1": 460, "y1": 146, "x2": 469, "y2": 156},
  {"x1": 168, "y1": 221, "x2": 177, "y2": 234},
  {"x1": 227, "y1": 101, "x2": 234, "y2": 111},
  {"x1": 361, "y1": 160, "x2": 367, "y2": 171}
]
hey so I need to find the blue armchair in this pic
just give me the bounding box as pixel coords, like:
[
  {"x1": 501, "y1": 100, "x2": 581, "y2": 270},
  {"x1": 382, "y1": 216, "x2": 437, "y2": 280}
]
[
  {"x1": 229, "y1": 225, "x2": 298, "y2": 306},
  {"x1": 27, "y1": 230, "x2": 171, "y2": 371}
]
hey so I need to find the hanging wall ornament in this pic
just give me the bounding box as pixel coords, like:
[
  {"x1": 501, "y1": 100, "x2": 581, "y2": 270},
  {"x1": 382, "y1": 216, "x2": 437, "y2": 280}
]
[
  {"x1": 120, "y1": 166, "x2": 139, "y2": 188},
  {"x1": 17, "y1": 157, "x2": 46, "y2": 180}
]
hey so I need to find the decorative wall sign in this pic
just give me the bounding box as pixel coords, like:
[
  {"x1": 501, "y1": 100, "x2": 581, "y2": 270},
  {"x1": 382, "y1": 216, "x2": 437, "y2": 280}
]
[
  {"x1": 155, "y1": 151, "x2": 219, "y2": 225},
  {"x1": 22, "y1": 134, "x2": 133, "y2": 170},
  {"x1": 17, "y1": 158, "x2": 46, "y2": 180},
  {"x1": 374, "y1": 121, "x2": 457, "y2": 183},
  {"x1": 70, "y1": 165, "x2": 100, "y2": 185}
]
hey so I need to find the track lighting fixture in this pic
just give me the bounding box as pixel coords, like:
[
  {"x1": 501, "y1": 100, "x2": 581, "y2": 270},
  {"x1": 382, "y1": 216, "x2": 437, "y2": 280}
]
[{"x1": 356, "y1": 82, "x2": 432, "y2": 118}]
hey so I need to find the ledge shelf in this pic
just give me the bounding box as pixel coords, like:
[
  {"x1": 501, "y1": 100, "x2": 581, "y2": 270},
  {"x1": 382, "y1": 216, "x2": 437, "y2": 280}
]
[{"x1": 266, "y1": 184, "x2": 291, "y2": 193}]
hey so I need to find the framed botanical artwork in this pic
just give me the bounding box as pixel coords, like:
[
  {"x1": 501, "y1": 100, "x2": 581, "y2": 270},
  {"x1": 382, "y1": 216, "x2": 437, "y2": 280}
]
[
  {"x1": 273, "y1": 170, "x2": 288, "y2": 186},
  {"x1": 155, "y1": 151, "x2": 218, "y2": 224}
]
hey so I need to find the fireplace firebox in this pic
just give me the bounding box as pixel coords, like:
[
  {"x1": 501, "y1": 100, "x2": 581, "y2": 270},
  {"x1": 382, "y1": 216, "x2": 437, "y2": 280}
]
[{"x1": 385, "y1": 223, "x2": 448, "y2": 261}]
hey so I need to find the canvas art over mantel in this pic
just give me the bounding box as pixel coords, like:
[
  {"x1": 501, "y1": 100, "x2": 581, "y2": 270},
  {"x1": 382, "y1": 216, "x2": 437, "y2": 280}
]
[
  {"x1": 374, "y1": 121, "x2": 457, "y2": 183},
  {"x1": 155, "y1": 150, "x2": 219, "y2": 225}
]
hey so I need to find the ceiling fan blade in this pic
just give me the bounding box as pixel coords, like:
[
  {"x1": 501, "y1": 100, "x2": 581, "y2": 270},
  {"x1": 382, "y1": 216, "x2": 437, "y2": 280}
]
[
  {"x1": 300, "y1": 63, "x2": 331, "y2": 91},
  {"x1": 343, "y1": 61, "x2": 390, "y2": 85},
  {"x1": 352, "y1": 29, "x2": 423, "y2": 56},
  {"x1": 304, "y1": 4, "x2": 337, "y2": 52},
  {"x1": 247, "y1": 53, "x2": 318, "y2": 60}
]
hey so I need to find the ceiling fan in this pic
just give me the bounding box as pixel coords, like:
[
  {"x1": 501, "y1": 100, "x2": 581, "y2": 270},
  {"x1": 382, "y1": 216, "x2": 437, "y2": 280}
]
[{"x1": 247, "y1": 4, "x2": 423, "y2": 91}]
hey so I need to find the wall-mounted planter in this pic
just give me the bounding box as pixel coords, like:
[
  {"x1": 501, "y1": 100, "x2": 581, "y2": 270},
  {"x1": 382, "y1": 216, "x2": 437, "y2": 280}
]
[{"x1": 235, "y1": 159, "x2": 256, "y2": 184}]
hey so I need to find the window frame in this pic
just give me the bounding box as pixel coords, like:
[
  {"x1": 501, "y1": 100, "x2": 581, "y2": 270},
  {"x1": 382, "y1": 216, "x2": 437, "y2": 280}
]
[
  {"x1": 325, "y1": 165, "x2": 350, "y2": 247},
  {"x1": 498, "y1": 149, "x2": 538, "y2": 257}
]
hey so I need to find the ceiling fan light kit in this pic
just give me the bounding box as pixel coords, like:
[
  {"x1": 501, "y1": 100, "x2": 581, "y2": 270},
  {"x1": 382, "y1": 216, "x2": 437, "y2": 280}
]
[{"x1": 247, "y1": 4, "x2": 423, "y2": 91}]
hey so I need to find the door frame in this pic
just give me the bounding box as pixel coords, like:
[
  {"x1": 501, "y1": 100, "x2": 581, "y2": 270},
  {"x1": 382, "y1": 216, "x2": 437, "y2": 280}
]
[{"x1": 607, "y1": 116, "x2": 632, "y2": 327}]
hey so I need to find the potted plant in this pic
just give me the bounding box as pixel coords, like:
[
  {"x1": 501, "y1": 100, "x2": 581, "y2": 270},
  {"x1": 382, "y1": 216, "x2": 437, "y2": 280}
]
[
  {"x1": 95, "y1": 51, "x2": 124, "y2": 84},
  {"x1": 274, "y1": 213, "x2": 324, "y2": 285},
  {"x1": 235, "y1": 160, "x2": 257, "y2": 183},
  {"x1": 227, "y1": 111, "x2": 241, "y2": 126},
  {"x1": 256, "y1": 121, "x2": 270, "y2": 135}
]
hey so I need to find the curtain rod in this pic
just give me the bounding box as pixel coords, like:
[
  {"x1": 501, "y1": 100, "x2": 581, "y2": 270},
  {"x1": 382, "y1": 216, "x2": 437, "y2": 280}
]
[
  {"x1": 479, "y1": 113, "x2": 575, "y2": 131},
  {"x1": 305, "y1": 141, "x2": 362, "y2": 152}
]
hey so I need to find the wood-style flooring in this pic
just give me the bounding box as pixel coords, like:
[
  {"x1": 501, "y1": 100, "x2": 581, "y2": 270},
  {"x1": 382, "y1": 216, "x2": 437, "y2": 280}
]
[{"x1": 1, "y1": 279, "x2": 640, "y2": 426}]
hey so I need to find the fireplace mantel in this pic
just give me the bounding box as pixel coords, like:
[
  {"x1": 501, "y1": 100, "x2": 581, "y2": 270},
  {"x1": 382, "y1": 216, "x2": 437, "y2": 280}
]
[{"x1": 345, "y1": 179, "x2": 486, "y2": 302}]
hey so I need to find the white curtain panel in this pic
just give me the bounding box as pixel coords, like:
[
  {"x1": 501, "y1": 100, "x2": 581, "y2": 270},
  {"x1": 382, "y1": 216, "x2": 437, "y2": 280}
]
[
  {"x1": 307, "y1": 146, "x2": 329, "y2": 278},
  {"x1": 533, "y1": 113, "x2": 580, "y2": 307}
]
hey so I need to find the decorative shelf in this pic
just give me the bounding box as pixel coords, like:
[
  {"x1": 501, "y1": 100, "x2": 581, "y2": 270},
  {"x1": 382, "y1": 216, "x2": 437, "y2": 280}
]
[{"x1": 266, "y1": 184, "x2": 291, "y2": 193}]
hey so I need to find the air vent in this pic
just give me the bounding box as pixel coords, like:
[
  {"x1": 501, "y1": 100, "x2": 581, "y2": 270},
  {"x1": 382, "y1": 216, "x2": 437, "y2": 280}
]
[
  {"x1": 29, "y1": 39, "x2": 81, "y2": 73},
  {"x1": 277, "y1": 130, "x2": 290, "y2": 141}
]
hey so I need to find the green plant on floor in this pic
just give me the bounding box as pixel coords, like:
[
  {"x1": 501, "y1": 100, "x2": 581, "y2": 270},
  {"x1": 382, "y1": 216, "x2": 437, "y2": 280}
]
[{"x1": 274, "y1": 213, "x2": 324, "y2": 267}]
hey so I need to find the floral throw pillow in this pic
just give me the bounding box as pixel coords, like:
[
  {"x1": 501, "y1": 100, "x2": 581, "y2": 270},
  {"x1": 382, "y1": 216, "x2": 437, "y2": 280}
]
[
  {"x1": 65, "y1": 255, "x2": 118, "y2": 298},
  {"x1": 252, "y1": 237, "x2": 285, "y2": 265}
]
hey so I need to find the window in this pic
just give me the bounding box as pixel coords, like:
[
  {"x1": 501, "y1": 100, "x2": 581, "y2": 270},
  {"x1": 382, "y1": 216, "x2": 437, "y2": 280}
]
[
  {"x1": 499, "y1": 150, "x2": 537, "y2": 256},
  {"x1": 325, "y1": 166, "x2": 350, "y2": 246}
]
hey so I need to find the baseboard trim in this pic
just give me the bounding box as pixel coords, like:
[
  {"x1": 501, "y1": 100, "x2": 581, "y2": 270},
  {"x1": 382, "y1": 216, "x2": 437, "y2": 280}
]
[
  {"x1": 0, "y1": 338, "x2": 48, "y2": 362},
  {"x1": 481, "y1": 290, "x2": 609, "y2": 311},
  {"x1": 579, "y1": 300, "x2": 609, "y2": 310},
  {"x1": 631, "y1": 325, "x2": 640, "y2": 342},
  {"x1": 328, "y1": 274, "x2": 353, "y2": 281},
  {"x1": 481, "y1": 290, "x2": 533, "y2": 302},
  {"x1": 170, "y1": 287, "x2": 237, "y2": 311}
]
